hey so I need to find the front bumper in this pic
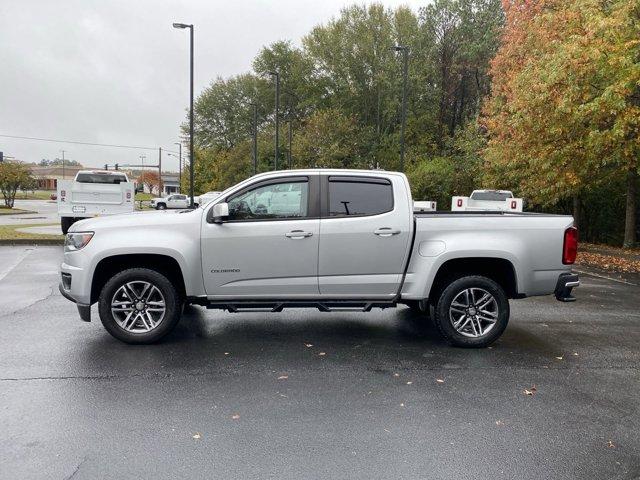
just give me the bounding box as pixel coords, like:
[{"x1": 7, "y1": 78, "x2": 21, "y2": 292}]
[
  {"x1": 59, "y1": 282, "x2": 91, "y2": 322},
  {"x1": 554, "y1": 272, "x2": 580, "y2": 302}
]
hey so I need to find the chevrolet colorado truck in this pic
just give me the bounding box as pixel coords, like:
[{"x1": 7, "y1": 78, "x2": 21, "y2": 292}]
[{"x1": 59, "y1": 169, "x2": 579, "y2": 347}]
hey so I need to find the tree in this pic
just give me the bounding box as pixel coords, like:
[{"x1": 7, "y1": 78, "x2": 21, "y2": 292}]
[
  {"x1": 0, "y1": 161, "x2": 34, "y2": 208},
  {"x1": 138, "y1": 171, "x2": 161, "y2": 195},
  {"x1": 483, "y1": 0, "x2": 640, "y2": 246},
  {"x1": 292, "y1": 109, "x2": 370, "y2": 169}
]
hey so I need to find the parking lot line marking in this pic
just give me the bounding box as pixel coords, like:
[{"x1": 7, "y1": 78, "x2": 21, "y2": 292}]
[{"x1": 0, "y1": 247, "x2": 33, "y2": 283}]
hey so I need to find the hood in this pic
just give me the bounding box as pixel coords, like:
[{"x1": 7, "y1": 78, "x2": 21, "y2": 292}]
[{"x1": 70, "y1": 209, "x2": 201, "y2": 232}]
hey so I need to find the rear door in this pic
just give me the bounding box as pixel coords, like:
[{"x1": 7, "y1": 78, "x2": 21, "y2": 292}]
[
  {"x1": 201, "y1": 174, "x2": 321, "y2": 298},
  {"x1": 318, "y1": 175, "x2": 412, "y2": 297}
]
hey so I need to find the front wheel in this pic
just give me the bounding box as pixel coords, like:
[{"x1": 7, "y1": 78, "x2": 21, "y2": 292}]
[
  {"x1": 433, "y1": 275, "x2": 509, "y2": 348},
  {"x1": 98, "y1": 268, "x2": 183, "y2": 344},
  {"x1": 156, "y1": 203, "x2": 166, "y2": 210}
]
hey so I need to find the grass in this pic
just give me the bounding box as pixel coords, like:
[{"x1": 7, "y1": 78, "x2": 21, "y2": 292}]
[
  {"x1": 14, "y1": 190, "x2": 56, "y2": 200},
  {"x1": 0, "y1": 223, "x2": 61, "y2": 241},
  {"x1": 135, "y1": 192, "x2": 154, "y2": 201},
  {"x1": 0, "y1": 206, "x2": 37, "y2": 215}
]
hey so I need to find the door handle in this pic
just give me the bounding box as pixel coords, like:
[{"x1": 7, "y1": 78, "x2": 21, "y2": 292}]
[
  {"x1": 285, "y1": 230, "x2": 313, "y2": 239},
  {"x1": 374, "y1": 228, "x2": 401, "y2": 237}
]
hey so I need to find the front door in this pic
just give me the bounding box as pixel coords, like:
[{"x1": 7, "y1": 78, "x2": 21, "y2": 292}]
[
  {"x1": 201, "y1": 174, "x2": 320, "y2": 298},
  {"x1": 318, "y1": 175, "x2": 412, "y2": 298}
]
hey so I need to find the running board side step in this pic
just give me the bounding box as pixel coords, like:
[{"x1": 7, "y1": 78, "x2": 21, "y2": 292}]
[{"x1": 203, "y1": 300, "x2": 397, "y2": 313}]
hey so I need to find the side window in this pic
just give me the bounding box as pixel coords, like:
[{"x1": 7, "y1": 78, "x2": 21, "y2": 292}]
[
  {"x1": 227, "y1": 180, "x2": 309, "y2": 221},
  {"x1": 328, "y1": 177, "x2": 393, "y2": 217}
]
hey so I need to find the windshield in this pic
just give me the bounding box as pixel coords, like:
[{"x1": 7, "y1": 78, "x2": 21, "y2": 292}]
[
  {"x1": 470, "y1": 191, "x2": 512, "y2": 201},
  {"x1": 76, "y1": 173, "x2": 128, "y2": 184}
]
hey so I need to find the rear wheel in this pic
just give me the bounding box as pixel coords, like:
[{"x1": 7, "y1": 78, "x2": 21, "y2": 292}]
[
  {"x1": 61, "y1": 217, "x2": 75, "y2": 234},
  {"x1": 433, "y1": 275, "x2": 509, "y2": 348},
  {"x1": 98, "y1": 268, "x2": 182, "y2": 344}
]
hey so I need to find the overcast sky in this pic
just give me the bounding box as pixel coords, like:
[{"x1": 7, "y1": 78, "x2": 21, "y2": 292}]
[{"x1": 0, "y1": 0, "x2": 426, "y2": 171}]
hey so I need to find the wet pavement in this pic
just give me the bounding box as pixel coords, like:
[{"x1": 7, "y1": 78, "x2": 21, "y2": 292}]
[
  {"x1": 0, "y1": 246, "x2": 638, "y2": 479},
  {"x1": 0, "y1": 200, "x2": 58, "y2": 226}
]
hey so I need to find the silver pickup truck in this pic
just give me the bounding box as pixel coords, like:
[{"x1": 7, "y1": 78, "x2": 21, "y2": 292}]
[{"x1": 59, "y1": 169, "x2": 579, "y2": 348}]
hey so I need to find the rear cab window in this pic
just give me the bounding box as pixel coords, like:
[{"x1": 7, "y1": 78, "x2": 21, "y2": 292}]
[
  {"x1": 75, "y1": 173, "x2": 128, "y2": 184},
  {"x1": 326, "y1": 176, "x2": 393, "y2": 217}
]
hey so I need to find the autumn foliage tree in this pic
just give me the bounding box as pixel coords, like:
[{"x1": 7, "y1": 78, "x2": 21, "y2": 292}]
[
  {"x1": 0, "y1": 161, "x2": 34, "y2": 208},
  {"x1": 483, "y1": 0, "x2": 640, "y2": 246},
  {"x1": 137, "y1": 170, "x2": 161, "y2": 195}
]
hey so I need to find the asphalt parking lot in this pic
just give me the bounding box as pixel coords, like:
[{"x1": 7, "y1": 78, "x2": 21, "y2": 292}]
[{"x1": 0, "y1": 246, "x2": 638, "y2": 479}]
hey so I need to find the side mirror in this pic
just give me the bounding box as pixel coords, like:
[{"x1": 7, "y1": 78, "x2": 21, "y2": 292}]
[{"x1": 211, "y1": 202, "x2": 229, "y2": 224}]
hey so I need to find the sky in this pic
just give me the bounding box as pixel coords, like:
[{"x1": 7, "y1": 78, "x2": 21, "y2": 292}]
[{"x1": 0, "y1": 0, "x2": 426, "y2": 172}]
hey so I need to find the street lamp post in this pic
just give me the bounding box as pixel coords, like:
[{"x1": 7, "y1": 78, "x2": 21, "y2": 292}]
[
  {"x1": 393, "y1": 45, "x2": 409, "y2": 172},
  {"x1": 268, "y1": 71, "x2": 280, "y2": 170},
  {"x1": 249, "y1": 103, "x2": 258, "y2": 175},
  {"x1": 174, "y1": 142, "x2": 182, "y2": 191},
  {"x1": 284, "y1": 90, "x2": 300, "y2": 169},
  {"x1": 173, "y1": 22, "x2": 195, "y2": 208}
]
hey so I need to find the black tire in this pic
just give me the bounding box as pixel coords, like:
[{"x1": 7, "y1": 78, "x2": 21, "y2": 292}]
[
  {"x1": 61, "y1": 217, "x2": 75, "y2": 234},
  {"x1": 156, "y1": 203, "x2": 166, "y2": 210},
  {"x1": 433, "y1": 275, "x2": 509, "y2": 348},
  {"x1": 98, "y1": 268, "x2": 183, "y2": 344}
]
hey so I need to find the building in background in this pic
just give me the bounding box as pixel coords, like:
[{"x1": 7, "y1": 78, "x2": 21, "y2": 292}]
[{"x1": 29, "y1": 165, "x2": 85, "y2": 190}]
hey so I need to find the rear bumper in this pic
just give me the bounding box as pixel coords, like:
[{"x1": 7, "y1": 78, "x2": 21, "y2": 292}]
[{"x1": 554, "y1": 272, "x2": 580, "y2": 302}]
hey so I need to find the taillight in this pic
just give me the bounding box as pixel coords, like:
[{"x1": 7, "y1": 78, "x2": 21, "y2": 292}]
[
  {"x1": 457, "y1": 199, "x2": 463, "y2": 207},
  {"x1": 562, "y1": 227, "x2": 578, "y2": 264},
  {"x1": 510, "y1": 200, "x2": 517, "y2": 209}
]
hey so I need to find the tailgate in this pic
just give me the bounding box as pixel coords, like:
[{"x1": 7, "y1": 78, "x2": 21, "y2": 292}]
[{"x1": 70, "y1": 183, "x2": 125, "y2": 204}]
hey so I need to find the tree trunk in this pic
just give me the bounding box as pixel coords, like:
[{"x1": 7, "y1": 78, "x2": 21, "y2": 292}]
[
  {"x1": 623, "y1": 163, "x2": 637, "y2": 248},
  {"x1": 572, "y1": 195, "x2": 581, "y2": 231}
]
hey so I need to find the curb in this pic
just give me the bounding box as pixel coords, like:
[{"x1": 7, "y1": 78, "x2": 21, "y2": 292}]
[{"x1": 0, "y1": 238, "x2": 64, "y2": 246}]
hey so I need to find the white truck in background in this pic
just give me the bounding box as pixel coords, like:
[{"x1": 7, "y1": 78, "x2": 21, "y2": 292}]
[
  {"x1": 452, "y1": 190, "x2": 523, "y2": 212},
  {"x1": 57, "y1": 170, "x2": 134, "y2": 234}
]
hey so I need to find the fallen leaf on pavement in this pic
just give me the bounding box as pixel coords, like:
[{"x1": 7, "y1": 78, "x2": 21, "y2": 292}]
[
  {"x1": 495, "y1": 420, "x2": 503, "y2": 426},
  {"x1": 318, "y1": 352, "x2": 326, "y2": 356},
  {"x1": 193, "y1": 433, "x2": 201, "y2": 439},
  {"x1": 231, "y1": 414, "x2": 240, "y2": 420},
  {"x1": 224, "y1": 352, "x2": 230, "y2": 356},
  {"x1": 436, "y1": 379, "x2": 445, "y2": 383},
  {"x1": 556, "y1": 356, "x2": 563, "y2": 360},
  {"x1": 523, "y1": 385, "x2": 537, "y2": 396},
  {"x1": 393, "y1": 373, "x2": 400, "y2": 377},
  {"x1": 406, "y1": 381, "x2": 413, "y2": 385},
  {"x1": 277, "y1": 375, "x2": 288, "y2": 380},
  {"x1": 400, "y1": 403, "x2": 405, "y2": 407},
  {"x1": 304, "y1": 343, "x2": 313, "y2": 348},
  {"x1": 607, "y1": 440, "x2": 615, "y2": 448}
]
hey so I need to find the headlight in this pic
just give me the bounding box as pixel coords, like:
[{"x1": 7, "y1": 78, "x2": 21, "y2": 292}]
[{"x1": 64, "y1": 232, "x2": 94, "y2": 252}]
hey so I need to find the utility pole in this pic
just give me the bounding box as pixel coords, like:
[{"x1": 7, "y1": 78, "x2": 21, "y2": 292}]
[
  {"x1": 268, "y1": 71, "x2": 280, "y2": 170},
  {"x1": 250, "y1": 103, "x2": 258, "y2": 175},
  {"x1": 60, "y1": 150, "x2": 66, "y2": 179},
  {"x1": 393, "y1": 45, "x2": 409, "y2": 172},
  {"x1": 158, "y1": 147, "x2": 163, "y2": 196}
]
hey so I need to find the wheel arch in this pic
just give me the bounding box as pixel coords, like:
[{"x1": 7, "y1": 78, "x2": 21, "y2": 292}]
[
  {"x1": 427, "y1": 257, "x2": 518, "y2": 302},
  {"x1": 91, "y1": 253, "x2": 186, "y2": 304}
]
